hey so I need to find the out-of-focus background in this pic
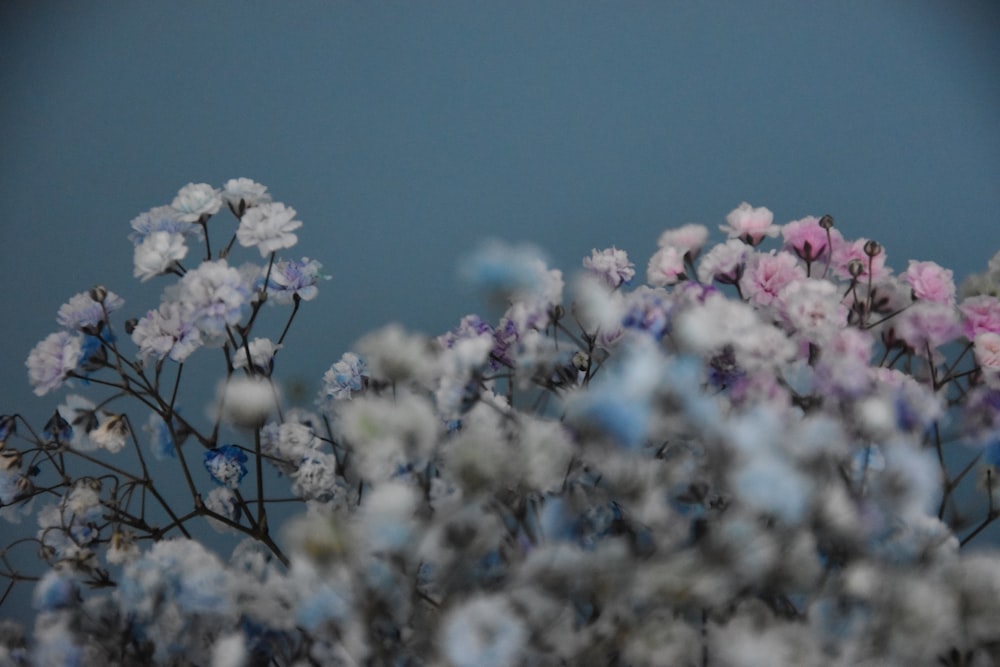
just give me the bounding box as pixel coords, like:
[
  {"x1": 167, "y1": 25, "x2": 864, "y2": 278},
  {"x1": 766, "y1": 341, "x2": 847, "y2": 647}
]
[{"x1": 1, "y1": 1, "x2": 998, "y2": 621}]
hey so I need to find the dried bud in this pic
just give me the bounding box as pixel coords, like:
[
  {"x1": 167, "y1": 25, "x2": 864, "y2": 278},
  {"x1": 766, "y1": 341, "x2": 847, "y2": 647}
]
[
  {"x1": 89, "y1": 285, "x2": 108, "y2": 303},
  {"x1": 848, "y1": 259, "x2": 866, "y2": 278},
  {"x1": 863, "y1": 240, "x2": 882, "y2": 257},
  {"x1": 124, "y1": 318, "x2": 138, "y2": 335},
  {"x1": 819, "y1": 214, "x2": 834, "y2": 230},
  {"x1": 0, "y1": 451, "x2": 21, "y2": 471}
]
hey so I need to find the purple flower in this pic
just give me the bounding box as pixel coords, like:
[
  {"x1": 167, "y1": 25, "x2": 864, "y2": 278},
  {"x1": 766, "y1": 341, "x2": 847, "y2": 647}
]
[
  {"x1": 178, "y1": 260, "x2": 249, "y2": 338},
  {"x1": 266, "y1": 257, "x2": 324, "y2": 305},
  {"x1": 583, "y1": 247, "x2": 635, "y2": 288},
  {"x1": 131, "y1": 301, "x2": 202, "y2": 363},
  {"x1": 204, "y1": 445, "x2": 248, "y2": 489},
  {"x1": 26, "y1": 331, "x2": 83, "y2": 396},
  {"x1": 56, "y1": 289, "x2": 125, "y2": 332},
  {"x1": 128, "y1": 205, "x2": 198, "y2": 246}
]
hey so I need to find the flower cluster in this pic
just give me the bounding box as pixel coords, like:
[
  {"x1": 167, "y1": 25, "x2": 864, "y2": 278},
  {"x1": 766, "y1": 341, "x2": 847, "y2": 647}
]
[{"x1": 4, "y1": 195, "x2": 1000, "y2": 666}]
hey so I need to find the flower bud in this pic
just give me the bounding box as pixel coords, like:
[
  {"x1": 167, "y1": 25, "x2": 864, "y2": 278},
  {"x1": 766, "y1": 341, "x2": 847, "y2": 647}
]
[
  {"x1": 124, "y1": 318, "x2": 138, "y2": 335},
  {"x1": 572, "y1": 350, "x2": 590, "y2": 372},
  {"x1": 863, "y1": 240, "x2": 882, "y2": 257},
  {"x1": 848, "y1": 259, "x2": 865, "y2": 278},
  {"x1": 0, "y1": 451, "x2": 21, "y2": 471},
  {"x1": 819, "y1": 214, "x2": 834, "y2": 230},
  {"x1": 89, "y1": 285, "x2": 108, "y2": 303}
]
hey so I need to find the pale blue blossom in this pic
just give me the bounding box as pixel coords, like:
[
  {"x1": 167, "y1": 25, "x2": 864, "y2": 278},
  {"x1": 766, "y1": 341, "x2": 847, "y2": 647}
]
[
  {"x1": 26, "y1": 331, "x2": 83, "y2": 396},
  {"x1": 171, "y1": 182, "x2": 222, "y2": 222},
  {"x1": 56, "y1": 289, "x2": 124, "y2": 332},
  {"x1": 178, "y1": 259, "x2": 249, "y2": 338},
  {"x1": 128, "y1": 205, "x2": 197, "y2": 245},
  {"x1": 265, "y1": 257, "x2": 324, "y2": 304},
  {"x1": 320, "y1": 352, "x2": 366, "y2": 401}
]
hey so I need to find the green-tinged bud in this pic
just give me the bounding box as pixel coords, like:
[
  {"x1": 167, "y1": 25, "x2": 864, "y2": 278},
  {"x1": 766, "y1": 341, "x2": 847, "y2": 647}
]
[
  {"x1": 848, "y1": 259, "x2": 865, "y2": 278},
  {"x1": 864, "y1": 240, "x2": 882, "y2": 257}
]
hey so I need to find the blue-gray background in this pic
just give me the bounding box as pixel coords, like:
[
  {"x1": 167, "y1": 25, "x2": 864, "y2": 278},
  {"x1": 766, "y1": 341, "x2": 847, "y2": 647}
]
[{"x1": 1, "y1": 2, "x2": 998, "y2": 622}]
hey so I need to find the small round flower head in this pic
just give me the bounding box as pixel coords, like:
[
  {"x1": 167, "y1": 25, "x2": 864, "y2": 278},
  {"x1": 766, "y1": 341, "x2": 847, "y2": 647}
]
[
  {"x1": 222, "y1": 178, "x2": 272, "y2": 211},
  {"x1": 56, "y1": 289, "x2": 124, "y2": 332},
  {"x1": 26, "y1": 331, "x2": 83, "y2": 396},
  {"x1": 216, "y1": 376, "x2": 278, "y2": 428},
  {"x1": 355, "y1": 324, "x2": 438, "y2": 385},
  {"x1": 720, "y1": 202, "x2": 779, "y2": 246},
  {"x1": 776, "y1": 277, "x2": 846, "y2": 344},
  {"x1": 321, "y1": 352, "x2": 366, "y2": 401},
  {"x1": 90, "y1": 413, "x2": 129, "y2": 453},
  {"x1": 441, "y1": 594, "x2": 527, "y2": 667},
  {"x1": 696, "y1": 239, "x2": 748, "y2": 285},
  {"x1": 237, "y1": 202, "x2": 303, "y2": 257},
  {"x1": 904, "y1": 260, "x2": 956, "y2": 305},
  {"x1": 204, "y1": 486, "x2": 240, "y2": 532},
  {"x1": 781, "y1": 215, "x2": 840, "y2": 263},
  {"x1": 583, "y1": 246, "x2": 635, "y2": 288},
  {"x1": 646, "y1": 245, "x2": 686, "y2": 287},
  {"x1": 133, "y1": 231, "x2": 188, "y2": 282},
  {"x1": 893, "y1": 300, "x2": 962, "y2": 353},
  {"x1": 232, "y1": 337, "x2": 282, "y2": 375},
  {"x1": 460, "y1": 239, "x2": 554, "y2": 299},
  {"x1": 975, "y1": 332, "x2": 1000, "y2": 389},
  {"x1": 131, "y1": 300, "x2": 202, "y2": 363},
  {"x1": 128, "y1": 205, "x2": 197, "y2": 246},
  {"x1": 178, "y1": 259, "x2": 249, "y2": 339},
  {"x1": 266, "y1": 257, "x2": 325, "y2": 304},
  {"x1": 961, "y1": 295, "x2": 1000, "y2": 339},
  {"x1": 740, "y1": 250, "x2": 806, "y2": 308},
  {"x1": 204, "y1": 445, "x2": 249, "y2": 488},
  {"x1": 171, "y1": 182, "x2": 222, "y2": 222},
  {"x1": 658, "y1": 223, "x2": 710, "y2": 257},
  {"x1": 438, "y1": 314, "x2": 494, "y2": 350}
]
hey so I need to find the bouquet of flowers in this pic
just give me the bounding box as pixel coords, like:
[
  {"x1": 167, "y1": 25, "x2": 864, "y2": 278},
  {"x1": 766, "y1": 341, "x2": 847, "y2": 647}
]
[{"x1": 3, "y1": 181, "x2": 1000, "y2": 666}]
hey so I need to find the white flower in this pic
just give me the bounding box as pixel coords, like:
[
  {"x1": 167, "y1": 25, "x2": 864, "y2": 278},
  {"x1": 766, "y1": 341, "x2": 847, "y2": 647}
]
[
  {"x1": 232, "y1": 338, "x2": 282, "y2": 373},
  {"x1": 133, "y1": 231, "x2": 188, "y2": 281},
  {"x1": 222, "y1": 178, "x2": 272, "y2": 210},
  {"x1": 216, "y1": 376, "x2": 279, "y2": 428},
  {"x1": 658, "y1": 223, "x2": 709, "y2": 254},
  {"x1": 441, "y1": 594, "x2": 527, "y2": 667},
  {"x1": 171, "y1": 182, "x2": 223, "y2": 222},
  {"x1": 90, "y1": 413, "x2": 129, "y2": 453},
  {"x1": 355, "y1": 324, "x2": 438, "y2": 385},
  {"x1": 26, "y1": 331, "x2": 83, "y2": 396},
  {"x1": 582, "y1": 247, "x2": 635, "y2": 288},
  {"x1": 720, "y1": 201, "x2": 779, "y2": 244},
  {"x1": 237, "y1": 202, "x2": 302, "y2": 256}
]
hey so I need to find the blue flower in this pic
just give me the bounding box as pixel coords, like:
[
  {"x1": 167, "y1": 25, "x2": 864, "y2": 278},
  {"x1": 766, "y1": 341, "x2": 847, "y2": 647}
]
[
  {"x1": 321, "y1": 352, "x2": 366, "y2": 400},
  {"x1": 265, "y1": 257, "x2": 325, "y2": 305},
  {"x1": 204, "y1": 445, "x2": 248, "y2": 488}
]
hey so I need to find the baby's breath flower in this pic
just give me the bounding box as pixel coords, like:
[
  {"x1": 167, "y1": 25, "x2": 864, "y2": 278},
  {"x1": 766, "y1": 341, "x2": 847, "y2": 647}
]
[
  {"x1": 171, "y1": 182, "x2": 222, "y2": 222},
  {"x1": 237, "y1": 202, "x2": 302, "y2": 256}
]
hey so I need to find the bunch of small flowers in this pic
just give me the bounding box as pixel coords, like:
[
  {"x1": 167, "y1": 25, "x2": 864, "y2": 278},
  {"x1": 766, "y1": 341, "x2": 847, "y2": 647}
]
[{"x1": 4, "y1": 196, "x2": 1000, "y2": 666}]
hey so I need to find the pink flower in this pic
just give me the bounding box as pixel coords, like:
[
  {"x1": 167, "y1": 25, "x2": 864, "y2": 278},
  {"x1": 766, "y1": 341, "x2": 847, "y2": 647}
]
[
  {"x1": 974, "y1": 332, "x2": 1000, "y2": 388},
  {"x1": 696, "y1": 240, "x2": 747, "y2": 285},
  {"x1": 959, "y1": 295, "x2": 1000, "y2": 339},
  {"x1": 583, "y1": 247, "x2": 635, "y2": 288},
  {"x1": 903, "y1": 260, "x2": 955, "y2": 305},
  {"x1": 647, "y1": 246, "x2": 687, "y2": 287},
  {"x1": 658, "y1": 224, "x2": 709, "y2": 256},
  {"x1": 781, "y1": 216, "x2": 840, "y2": 264},
  {"x1": 815, "y1": 327, "x2": 874, "y2": 396},
  {"x1": 740, "y1": 251, "x2": 806, "y2": 307},
  {"x1": 830, "y1": 237, "x2": 891, "y2": 282},
  {"x1": 892, "y1": 301, "x2": 962, "y2": 353},
  {"x1": 720, "y1": 202, "x2": 779, "y2": 246},
  {"x1": 777, "y1": 278, "x2": 846, "y2": 343}
]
